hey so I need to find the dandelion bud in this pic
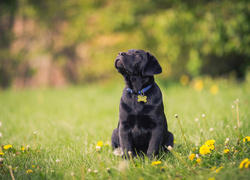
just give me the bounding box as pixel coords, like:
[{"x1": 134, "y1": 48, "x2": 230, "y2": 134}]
[
  {"x1": 34, "y1": 132, "x2": 36, "y2": 135},
  {"x1": 234, "y1": 126, "x2": 237, "y2": 130},
  {"x1": 0, "y1": 158, "x2": 4, "y2": 164},
  {"x1": 231, "y1": 105, "x2": 234, "y2": 109},
  {"x1": 87, "y1": 169, "x2": 92, "y2": 173},
  {"x1": 195, "y1": 118, "x2": 199, "y2": 122},
  {"x1": 225, "y1": 138, "x2": 229, "y2": 145},
  {"x1": 96, "y1": 146, "x2": 101, "y2": 152},
  {"x1": 94, "y1": 170, "x2": 98, "y2": 173},
  {"x1": 55, "y1": 159, "x2": 60, "y2": 163},
  {"x1": 200, "y1": 129, "x2": 203, "y2": 132},
  {"x1": 70, "y1": 172, "x2": 74, "y2": 176},
  {"x1": 202, "y1": 114, "x2": 205, "y2": 118},
  {"x1": 209, "y1": 128, "x2": 214, "y2": 132},
  {"x1": 196, "y1": 154, "x2": 200, "y2": 158},
  {"x1": 128, "y1": 151, "x2": 132, "y2": 156},
  {"x1": 226, "y1": 125, "x2": 229, "y2": 128},
  {"x1": 236, "y1": 98, "x2": 239, "y2": 103},
  {"x1": 175, "y1": 114, "x2": 178, "y2": 118},
  {"x1": 167, "y1": 146, "x2": 173, "y2": 151}
]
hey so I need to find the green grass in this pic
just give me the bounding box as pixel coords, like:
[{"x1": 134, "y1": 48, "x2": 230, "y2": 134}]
[{"x1": 0, "y1": 79, "x2": 250, "y2": 179}]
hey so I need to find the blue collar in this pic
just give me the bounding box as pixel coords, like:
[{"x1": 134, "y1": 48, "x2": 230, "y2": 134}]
[{"x1": 126, "y1": 84, "x2": 153, "y2": 95}]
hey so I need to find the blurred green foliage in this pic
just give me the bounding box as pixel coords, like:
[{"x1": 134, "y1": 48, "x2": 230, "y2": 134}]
[{"x1": 0, "y1": 0, "x2": 250, "y2": 88}]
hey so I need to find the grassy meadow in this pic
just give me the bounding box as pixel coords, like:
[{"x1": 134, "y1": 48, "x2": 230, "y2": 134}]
[{"x1": 0, "y1": 78, "x2": 250, "y2": 179}]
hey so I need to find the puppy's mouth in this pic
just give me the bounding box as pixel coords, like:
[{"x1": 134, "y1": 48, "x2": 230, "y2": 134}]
[
  {"x1": 115, "y1": 58, "x2": 141, "y2": 76},
  {"x1": 115, "y1": 58, "x2": 123, "y2": 68},
  {"x1": 115, "y1": 59, "x2": 127, "y2": 74}
]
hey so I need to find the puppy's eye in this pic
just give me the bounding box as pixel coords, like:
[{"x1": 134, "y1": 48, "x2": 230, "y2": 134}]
[{"x1": 135, "y1": 54, "x2": 140, "y2": 58}]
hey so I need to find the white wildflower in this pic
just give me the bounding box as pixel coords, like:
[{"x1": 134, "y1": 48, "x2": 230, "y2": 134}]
[
  {"x1": 113, "y1": 147, "x2": 124, "y2": 157},
  {"x1": 225, "y1": 138, "x2": 229, "y2": 145},
  {"x1": 96, "y1": 146, "x2": 101, "y2": 152},
  {"x1": 167, "y1": 146, "x2": 173, "y2": 151},
  {"x1": 93, "y1": 170, "x2": 98, "y2": 173}
]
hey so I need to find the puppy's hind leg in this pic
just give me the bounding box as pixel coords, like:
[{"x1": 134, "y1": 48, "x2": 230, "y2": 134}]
[{"x1": 111, "y1": 128, "x2": 120, "y2": 149}]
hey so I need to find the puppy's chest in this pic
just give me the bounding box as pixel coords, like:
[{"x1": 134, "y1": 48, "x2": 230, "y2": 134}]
[{"x1": 124, "y1": 114, "x2": 157, "y2": 131}]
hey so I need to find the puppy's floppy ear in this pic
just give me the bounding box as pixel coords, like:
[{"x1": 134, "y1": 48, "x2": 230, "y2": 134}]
[{"x1": 142, "y1": 52, "x2": 162, "y2": 76}]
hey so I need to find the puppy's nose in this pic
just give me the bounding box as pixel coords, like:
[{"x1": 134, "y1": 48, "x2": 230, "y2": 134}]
[{"x1": 119, "y1": 52, "x2": 125, "y2": 56}]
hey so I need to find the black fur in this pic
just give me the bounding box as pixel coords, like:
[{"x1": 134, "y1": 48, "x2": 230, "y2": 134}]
[{"x1": 112, "y1": 49, "x2": 174, "y2": 158}]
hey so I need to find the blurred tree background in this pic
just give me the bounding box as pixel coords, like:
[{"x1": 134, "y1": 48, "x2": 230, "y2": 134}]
[{"x1": 0, "y1": 0, "x2": 249, "y2": 88}]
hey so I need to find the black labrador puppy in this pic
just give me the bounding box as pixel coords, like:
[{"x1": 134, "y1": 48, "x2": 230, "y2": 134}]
[{"x1": 112, "y1": 49, "x2": 174, "y2": 158}]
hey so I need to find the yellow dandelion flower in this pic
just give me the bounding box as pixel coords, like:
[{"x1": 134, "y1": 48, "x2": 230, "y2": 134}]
[
  {"x1": 224, "y1": 149, "x2": 230, "y2": 154},
  {"x1": 188, "y1": 153, "x2": 196, "y2": 161},
  {"x1": 194, "y1": 79, "x2": 204, "y2": 91},
  {"x1": 151, "y1": 161, "x2": 161, "y2": 166},
  {"x1": 205, "y1": 140, "x2": 215, "y2": 150},
  {"x1": 26, "y1": 169, "x2": 33, "y2": 174},
  {"x1": 216, "y1": 167, "x2": 223, "y2": 173},
  {"x1": 239, "y1": 158, "x2": 250, "y2": 169},
  {"x1": 199, "y1": 145, "x2": 211, "y2": 155},
  {"x1": 180, "y1": 75, "x2": 189, "y2": 85},
  {"x1": 243, "y1": 136, "x2": 250, "y2": 142},
  {"x1": 32, "y1": 165, "x2": 35, "y2": 168},
  {"x1": 20, "y1": 147, "x2": 25, "y2": 151},
  {"x1": 210, "y1": 85, "x2": 219, "y2": 95},
  {"x1": 208, "y1": 178, "x2": 215, "y2": 180},
  {"x1": 3, "y1": 145, "x2": 12, "y2": 150},
  {"x1": 196, "y1": 158, "x2": 201, "y2": 164},
  {"x1": 211, "y1": 166, "x2": 216, "y2": 170},
  {"x1": 0, "y1": 152, "x2": 4, "y2": 156},
  {"x1": 205, "y1": 140, "x2": 215, "y2": 146},
  {"x1": 96, "y1": 141, "x2": 103, "y2": 147}
]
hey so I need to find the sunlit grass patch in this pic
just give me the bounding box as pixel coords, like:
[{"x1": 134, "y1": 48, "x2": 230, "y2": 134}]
[{"x1": 0, "y1": 80, "x2": 249, "y2": 179}]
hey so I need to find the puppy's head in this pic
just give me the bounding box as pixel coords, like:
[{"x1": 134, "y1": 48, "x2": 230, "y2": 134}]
[{"x1": 115, "y1": 49, "x2": 162, "y2": 77}]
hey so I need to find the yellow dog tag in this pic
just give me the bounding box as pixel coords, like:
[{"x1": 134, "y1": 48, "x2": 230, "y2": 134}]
[{"x1": 138, "y1": 94, "x2": 147, "y2": 102}]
